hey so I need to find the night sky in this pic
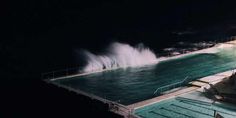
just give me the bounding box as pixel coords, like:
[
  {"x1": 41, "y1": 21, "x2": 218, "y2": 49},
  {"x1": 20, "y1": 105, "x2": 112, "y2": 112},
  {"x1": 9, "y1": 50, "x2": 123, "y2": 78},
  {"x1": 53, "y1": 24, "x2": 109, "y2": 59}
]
[{"x1": 3, "y1": 0, "x2": 236, "y2": 117}]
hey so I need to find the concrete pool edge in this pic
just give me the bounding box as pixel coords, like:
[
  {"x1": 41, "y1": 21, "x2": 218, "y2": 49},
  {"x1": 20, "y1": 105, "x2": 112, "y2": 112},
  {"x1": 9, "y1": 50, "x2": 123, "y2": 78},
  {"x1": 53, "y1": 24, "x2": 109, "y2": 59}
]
[{"x1": 127, "y1": 86, "x2": 199, "y2": 110}]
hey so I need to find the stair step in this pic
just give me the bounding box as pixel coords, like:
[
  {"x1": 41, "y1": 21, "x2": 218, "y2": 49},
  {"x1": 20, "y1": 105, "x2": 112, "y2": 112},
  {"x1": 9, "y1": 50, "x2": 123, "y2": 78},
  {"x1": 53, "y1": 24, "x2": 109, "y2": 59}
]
[{"x1": 189, "y1": 81, "x2": 208, "y2": 87}]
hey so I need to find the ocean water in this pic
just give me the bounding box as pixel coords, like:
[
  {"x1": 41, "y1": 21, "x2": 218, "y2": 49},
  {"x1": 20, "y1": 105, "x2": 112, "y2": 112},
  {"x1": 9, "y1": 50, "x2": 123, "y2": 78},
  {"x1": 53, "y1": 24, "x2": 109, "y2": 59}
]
[{"x1": 53, "y1": 45, "x2": 236, "y2": 105}]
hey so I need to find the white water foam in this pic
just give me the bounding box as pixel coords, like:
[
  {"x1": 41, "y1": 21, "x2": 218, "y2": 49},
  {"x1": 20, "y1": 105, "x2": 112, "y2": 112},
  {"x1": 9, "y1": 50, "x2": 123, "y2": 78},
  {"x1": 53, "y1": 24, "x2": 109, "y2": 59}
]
[
  {"x1": 80, "y1": 42, "x2": 232, "y2": 74},
  {"x1": 50, "y1": 41, "x2": 236, "y2": 81},
  {"x1": 82, "y1": 42, "x2": 158, "y2": 73}
]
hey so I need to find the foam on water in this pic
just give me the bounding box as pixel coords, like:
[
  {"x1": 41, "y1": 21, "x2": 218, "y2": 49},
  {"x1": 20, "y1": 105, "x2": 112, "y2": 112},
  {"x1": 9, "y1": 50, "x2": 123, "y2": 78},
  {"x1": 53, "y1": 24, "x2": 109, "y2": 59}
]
[
  {"x1": 80, "y1": 42, "x2": 227, "y2": 73},
  {"x1": 82, "y1": 42, "x2": 158, "y2": 73}
]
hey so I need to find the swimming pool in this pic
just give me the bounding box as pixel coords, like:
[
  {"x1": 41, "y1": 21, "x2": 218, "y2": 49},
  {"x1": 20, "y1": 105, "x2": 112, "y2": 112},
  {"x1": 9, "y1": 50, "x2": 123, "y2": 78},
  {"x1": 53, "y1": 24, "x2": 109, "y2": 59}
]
[
  {"x1": 53, "y1": 45, "x2": 236, "y2": 105},
  {"x1": 134, "y1": 91, "x2": 236, "y2": 118}
]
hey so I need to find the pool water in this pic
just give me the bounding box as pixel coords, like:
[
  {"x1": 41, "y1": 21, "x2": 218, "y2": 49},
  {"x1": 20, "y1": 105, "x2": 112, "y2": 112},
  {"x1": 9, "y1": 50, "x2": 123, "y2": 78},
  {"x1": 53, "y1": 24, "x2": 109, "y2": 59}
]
[
  {"x1": 135, "y1": 91, "x2": 236, "y2": 118},
  {"x1": 53, "y1": 46, "x2": 236, "y2": 105}
]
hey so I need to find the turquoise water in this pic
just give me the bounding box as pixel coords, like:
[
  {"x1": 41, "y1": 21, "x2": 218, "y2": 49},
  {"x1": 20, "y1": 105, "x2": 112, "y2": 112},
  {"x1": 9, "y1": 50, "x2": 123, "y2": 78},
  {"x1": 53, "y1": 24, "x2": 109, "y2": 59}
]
[
  {"x1": 135, "y1": 92, "x2": 236, "y2": 118},
  {"x1": 53, "y1": 46, "x2": 236, "y2": 105}
]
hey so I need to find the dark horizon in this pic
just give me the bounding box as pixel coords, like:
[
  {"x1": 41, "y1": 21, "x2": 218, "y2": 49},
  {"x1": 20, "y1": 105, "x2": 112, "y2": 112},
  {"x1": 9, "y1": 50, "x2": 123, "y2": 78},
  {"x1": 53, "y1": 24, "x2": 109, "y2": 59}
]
[
  {"x1": 3, "y1": 0, "x2": 236, "y2": 117},
  {"x1": 5, "y1": 1, "x2": 236, "y2": 72}
]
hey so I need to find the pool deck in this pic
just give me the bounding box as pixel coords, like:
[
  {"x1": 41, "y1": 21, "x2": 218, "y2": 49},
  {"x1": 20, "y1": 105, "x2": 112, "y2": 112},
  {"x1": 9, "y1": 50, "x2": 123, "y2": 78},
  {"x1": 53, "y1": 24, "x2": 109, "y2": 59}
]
[
  {"x1": 127, "y1": 86, "x2": 199, "y2": 110},
  {"x1": 190, "y1": 69, "x2": 236, "y2": 87},
  {"x1": 128, "y1": 68, "x2": 236, "y2": 110}
]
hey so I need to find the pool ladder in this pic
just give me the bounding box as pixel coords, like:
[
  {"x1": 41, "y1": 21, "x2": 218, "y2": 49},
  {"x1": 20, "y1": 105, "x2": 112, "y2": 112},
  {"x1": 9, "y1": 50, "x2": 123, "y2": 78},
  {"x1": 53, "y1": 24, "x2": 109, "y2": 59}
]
[{"x1": 153, "y1": 76, "x2": 189, "y2": 96}]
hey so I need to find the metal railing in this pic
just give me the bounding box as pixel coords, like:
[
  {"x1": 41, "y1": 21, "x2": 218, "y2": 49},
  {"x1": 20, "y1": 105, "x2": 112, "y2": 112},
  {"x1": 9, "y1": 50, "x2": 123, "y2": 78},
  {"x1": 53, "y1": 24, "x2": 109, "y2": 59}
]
[
  {"x1": 41, "y1": 66, "x2": 83, "y2": 80},
  {"x1": 153, "y1": 76, "x2": 189, "y2": 96}
]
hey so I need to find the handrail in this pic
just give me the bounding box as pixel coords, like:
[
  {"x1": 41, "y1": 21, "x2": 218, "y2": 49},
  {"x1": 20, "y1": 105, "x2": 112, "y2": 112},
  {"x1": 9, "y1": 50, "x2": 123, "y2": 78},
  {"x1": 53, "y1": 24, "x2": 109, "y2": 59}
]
[
  {"x1": 41, "y1": 66, "x2": 83, "y2": 80},
  {"x1": 153, "y1": 76, "x2": 189, "y2": 96}
]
